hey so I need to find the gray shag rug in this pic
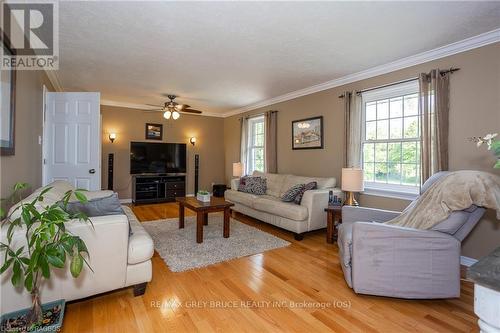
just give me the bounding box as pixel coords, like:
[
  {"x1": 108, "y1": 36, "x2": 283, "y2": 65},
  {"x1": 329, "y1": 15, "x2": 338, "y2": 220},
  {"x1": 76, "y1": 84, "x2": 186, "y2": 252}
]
[{"x1": 141, "y1": 214, "x2": 290, "y2": 272}]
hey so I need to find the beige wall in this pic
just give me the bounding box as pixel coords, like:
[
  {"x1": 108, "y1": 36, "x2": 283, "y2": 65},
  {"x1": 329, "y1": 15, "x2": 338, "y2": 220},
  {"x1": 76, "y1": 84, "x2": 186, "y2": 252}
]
[
  {"x1": 224, "y1": 43, "x2": 500, "y2": 259},
  {"x1": 2, "y1": 44, "x2": 498, "y2": 259},
  {"x1": 0, "y1": 70, "x2": 53, "y2": 203},
  {"x1": 101, "y1": 105, "x2": 226, "y2": 199}
]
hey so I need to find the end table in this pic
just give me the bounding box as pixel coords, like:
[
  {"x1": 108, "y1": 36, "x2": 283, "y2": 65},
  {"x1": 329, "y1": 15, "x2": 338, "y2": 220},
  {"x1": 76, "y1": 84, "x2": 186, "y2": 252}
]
[{"x1": 325, "y1": 205, "x2": 342, "y2": 244}]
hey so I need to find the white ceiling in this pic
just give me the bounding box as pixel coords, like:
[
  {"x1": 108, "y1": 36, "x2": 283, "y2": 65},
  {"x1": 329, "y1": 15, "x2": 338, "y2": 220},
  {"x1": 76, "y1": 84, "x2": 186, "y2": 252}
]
[{"x1": 57, "y1": 1, "x2": 500, "y2": 116}]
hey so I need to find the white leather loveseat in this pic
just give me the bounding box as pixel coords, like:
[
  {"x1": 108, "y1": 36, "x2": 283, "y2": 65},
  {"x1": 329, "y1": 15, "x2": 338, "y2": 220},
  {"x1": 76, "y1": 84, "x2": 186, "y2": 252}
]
[
  {"x1": 225, "y1": 171, "x2": 342, "y2": 239},
  {"x1": 0, "y1": 181, "x2": 154, "y2": 314}
]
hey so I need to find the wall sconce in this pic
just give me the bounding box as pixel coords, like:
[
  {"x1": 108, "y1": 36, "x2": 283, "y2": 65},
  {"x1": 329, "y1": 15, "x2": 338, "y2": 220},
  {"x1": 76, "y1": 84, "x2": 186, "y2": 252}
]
[
  {"x1": 190, "y1": 137, "x2": 196, "y2": 146},
  {"x1": 109, "y1": 133, "x2": 116, "y2": 143}
]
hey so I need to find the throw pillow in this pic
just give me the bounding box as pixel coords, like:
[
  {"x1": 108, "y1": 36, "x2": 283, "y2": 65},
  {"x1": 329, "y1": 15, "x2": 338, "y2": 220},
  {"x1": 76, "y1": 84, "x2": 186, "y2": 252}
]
[
  {"x1": 65, "y1": 193, "x2": 131, "y2": 236},
  {"x1": 239, "y1": 176, "x2": 267, "y2": 195},
  {"x1": 281, "y1": 184, "x2": 305, "y2": 202},
  {"x1": 65, "y1": 192, "x2": 123, "y2": 217},
  {"x1": 237, "y1": 176, "x2": 249, "y2": 192},
  {"x1": 294, "y1": 181, "x2": 318, "y2": 205}
]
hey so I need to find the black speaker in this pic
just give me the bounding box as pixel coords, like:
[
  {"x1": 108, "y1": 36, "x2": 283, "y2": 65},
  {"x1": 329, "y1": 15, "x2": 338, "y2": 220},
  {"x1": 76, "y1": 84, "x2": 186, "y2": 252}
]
[
  {"x1": 194, "y1": 154, "x2": 199, "y2": 195},
  {"x1": 107, "y1": 153, "x2": 114, "y2": 190},
  {"x1": 212, "y1": 184, "x2": 227, "y2": 197}
]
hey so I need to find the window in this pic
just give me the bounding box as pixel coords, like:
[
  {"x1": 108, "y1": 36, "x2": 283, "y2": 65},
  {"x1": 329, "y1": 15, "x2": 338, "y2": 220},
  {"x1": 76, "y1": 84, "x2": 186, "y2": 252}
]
[
  {"x1": 361, "y1": 80, "x2": 420, "y2": 198},
  {"x1": 247, "y1": 116, "x2": 265, "y2": 173}
]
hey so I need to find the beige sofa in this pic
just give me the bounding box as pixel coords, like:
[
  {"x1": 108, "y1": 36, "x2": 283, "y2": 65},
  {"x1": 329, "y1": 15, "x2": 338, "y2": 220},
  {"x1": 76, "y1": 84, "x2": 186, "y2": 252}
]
[
  {"x1": 0, "y1": 181, "x2": 154, "y2": 314},
  {"x1": 225, "y1": 171, "x2": 342, "y2": 239}
]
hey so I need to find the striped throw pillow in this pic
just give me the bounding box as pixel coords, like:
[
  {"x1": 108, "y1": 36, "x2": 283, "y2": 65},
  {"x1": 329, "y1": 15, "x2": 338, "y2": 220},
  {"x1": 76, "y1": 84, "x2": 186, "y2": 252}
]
[
  {"x1": 281, "y1": 184, "x2": 305, "y2": 202},
  {"x1": 294, "y1": 181, "x2": 318, "y2": 204}
]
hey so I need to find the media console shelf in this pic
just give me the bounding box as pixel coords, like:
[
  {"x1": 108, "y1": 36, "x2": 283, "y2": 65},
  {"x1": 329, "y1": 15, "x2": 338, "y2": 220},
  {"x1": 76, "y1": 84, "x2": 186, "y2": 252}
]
[{"x1": 132, "y1": 174, "x2": 186, "y2": 204}]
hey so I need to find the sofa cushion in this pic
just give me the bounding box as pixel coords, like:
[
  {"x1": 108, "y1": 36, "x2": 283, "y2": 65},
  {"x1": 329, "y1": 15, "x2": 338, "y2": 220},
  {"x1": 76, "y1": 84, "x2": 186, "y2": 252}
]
[
  {"x1": 430, "y1": 210, "x2": 469, "y2": 235},
  {"x1": 252, "y1": 195, "x2": 308, "y2": 221},
  {"x1": 8, "y1": 180, "x2": 76, "y2": 220},
  {"x1": 225, "y1": 190, "x2": 258, "y2": 207},
  {"x1": 66, "y1": 193, "x2": 123, "y2": 217},
  {"x1": 281, "y1": 175, "x2": 335, "y2": 196},
  {"x1": 238, "y1": 176, "x2": 266, "y2": 195},
  {"x1": 281, "y1": 184, "x2": 305, "y2": 202},
  {"x1": 294, "y1": 181, "x2": 317, "y2": 205},
  {"x1": 253, "y1": 171, "x2": 287, "y2": 197},
  {"x1": 76, "y1": 190, "x2": 114, "y2": 201}
]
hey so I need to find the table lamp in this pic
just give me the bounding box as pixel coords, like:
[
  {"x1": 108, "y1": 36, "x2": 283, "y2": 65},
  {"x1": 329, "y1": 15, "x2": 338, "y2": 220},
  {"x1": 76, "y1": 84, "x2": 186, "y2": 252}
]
[
  {"x1": 342, "y1": 168, "x2": 364, "y2": 206},
  {"x1": 233, "y1": 162, "x2": 244, "y2": 178}
]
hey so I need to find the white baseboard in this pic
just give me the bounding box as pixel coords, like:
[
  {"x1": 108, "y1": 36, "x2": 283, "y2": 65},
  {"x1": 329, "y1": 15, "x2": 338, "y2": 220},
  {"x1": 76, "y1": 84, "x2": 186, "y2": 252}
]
[{"x1": 460, "y1": 256, "x2": 478, "y2": 267}]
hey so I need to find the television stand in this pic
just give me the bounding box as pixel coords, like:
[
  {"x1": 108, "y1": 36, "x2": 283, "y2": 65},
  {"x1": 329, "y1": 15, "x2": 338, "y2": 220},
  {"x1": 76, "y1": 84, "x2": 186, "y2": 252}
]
[{"x1": 132, "y1": 174, "x2": 186, "y2": 204}]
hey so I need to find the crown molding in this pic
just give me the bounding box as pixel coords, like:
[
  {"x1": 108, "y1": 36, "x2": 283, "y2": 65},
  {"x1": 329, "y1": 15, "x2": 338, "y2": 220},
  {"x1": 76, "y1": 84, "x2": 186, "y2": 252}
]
[
  {"x1": 224, "y1": 28, "x2": 500, "y2": 118},
  {"x1": 44, "y1": 70, "x2": 64, "y2": 92},
  {"x1": 100, "y1": 99, "x2": 225, "y2": 118}
]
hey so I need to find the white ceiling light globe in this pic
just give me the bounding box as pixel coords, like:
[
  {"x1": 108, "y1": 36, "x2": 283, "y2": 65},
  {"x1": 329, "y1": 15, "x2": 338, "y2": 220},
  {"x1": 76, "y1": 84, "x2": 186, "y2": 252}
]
[
  {"x1": 172, "y1": 111, "x2": 180, "y2": 120},
  {"x1": 163, "y1": 110, "x2": 172, "y2": 119}
]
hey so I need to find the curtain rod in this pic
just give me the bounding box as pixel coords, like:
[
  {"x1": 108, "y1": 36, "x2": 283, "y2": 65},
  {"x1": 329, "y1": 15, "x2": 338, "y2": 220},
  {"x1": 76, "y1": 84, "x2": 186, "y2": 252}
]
[
  {"x1": 238, "y1": 110, "x2": 278, "y2": 121},
  {"x1": 338, "y1": 67, "x2": 460, "y2": 98}
]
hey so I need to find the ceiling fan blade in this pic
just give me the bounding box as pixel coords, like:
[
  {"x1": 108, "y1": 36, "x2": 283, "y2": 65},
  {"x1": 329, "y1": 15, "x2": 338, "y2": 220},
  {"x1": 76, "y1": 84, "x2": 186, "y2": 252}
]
[
  {"x1": 175, "y1": 104, "x2": 190, "y2": 110},
  {"x1": 143, "y1": 109, "x2": 164, "y2": 112},
  {"x1": 145, "y1": 103, "x2": 164, "y2": 107},
  {"x1": 182, "y1": 109, "x2": 203, "y2": 114}
]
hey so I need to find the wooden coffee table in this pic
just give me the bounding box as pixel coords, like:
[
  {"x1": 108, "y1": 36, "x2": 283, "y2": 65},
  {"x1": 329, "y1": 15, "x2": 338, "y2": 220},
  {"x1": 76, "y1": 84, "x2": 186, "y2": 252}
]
[{"x1": 176, "y1": 197, "x2": 234, "y2": 243}]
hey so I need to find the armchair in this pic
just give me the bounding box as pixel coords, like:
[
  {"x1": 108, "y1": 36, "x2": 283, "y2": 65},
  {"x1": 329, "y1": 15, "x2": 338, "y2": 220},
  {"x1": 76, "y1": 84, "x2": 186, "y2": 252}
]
[{"x1": 337, "y1": 172, "x2": 486, "y2": 299}]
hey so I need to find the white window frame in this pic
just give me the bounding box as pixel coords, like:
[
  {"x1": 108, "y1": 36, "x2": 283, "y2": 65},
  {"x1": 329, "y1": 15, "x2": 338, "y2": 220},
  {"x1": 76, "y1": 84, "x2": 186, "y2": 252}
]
[
  {"x1": 246, "y1": 115, "x2": 265, "y2": 174},
  {"x1": 360, "y1": 80, "x2": 420, "y2": 200}
]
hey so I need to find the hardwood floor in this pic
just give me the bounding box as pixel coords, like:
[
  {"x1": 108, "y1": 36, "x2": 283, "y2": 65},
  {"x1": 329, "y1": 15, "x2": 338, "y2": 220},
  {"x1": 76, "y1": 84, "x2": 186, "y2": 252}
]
[{"x1": 62, "y1": 202, "x2": 479, "y2": 333}]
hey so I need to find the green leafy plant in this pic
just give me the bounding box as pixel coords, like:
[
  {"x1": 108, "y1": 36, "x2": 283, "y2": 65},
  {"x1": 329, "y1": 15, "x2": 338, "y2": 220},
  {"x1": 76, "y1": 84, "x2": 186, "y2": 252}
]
[
  {"x1": 469, "y1": 133, "x2": 500, "y2": 169},
  {"x1": 0, "y1": 183, "x2": 92, "y2": 330},
  {"x1": 197, "y1": 190, "x2": 209, "y2": 195}
]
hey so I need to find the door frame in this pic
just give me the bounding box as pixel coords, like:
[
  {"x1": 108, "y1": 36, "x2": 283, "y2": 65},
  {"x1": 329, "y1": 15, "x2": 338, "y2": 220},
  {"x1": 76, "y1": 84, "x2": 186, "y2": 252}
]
[{"x1": 42, "y1": 85, "x2": 48, "y2": 186}]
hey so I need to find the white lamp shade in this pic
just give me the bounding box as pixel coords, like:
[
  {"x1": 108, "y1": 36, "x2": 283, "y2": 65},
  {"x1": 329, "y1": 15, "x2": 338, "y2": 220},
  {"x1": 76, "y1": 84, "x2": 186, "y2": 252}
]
[
  {"x1": 341, "y1": 168, "x2": 364, "y2": 192},
  {"x1": 233, "y1": 162, "x2": 244, "y2": 177}
]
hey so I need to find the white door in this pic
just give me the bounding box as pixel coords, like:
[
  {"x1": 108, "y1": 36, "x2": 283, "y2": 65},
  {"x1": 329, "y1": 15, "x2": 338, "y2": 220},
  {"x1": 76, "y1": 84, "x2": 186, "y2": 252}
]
[{"x1": 43, "y1": 92, "x2": 101, "y2": 190}]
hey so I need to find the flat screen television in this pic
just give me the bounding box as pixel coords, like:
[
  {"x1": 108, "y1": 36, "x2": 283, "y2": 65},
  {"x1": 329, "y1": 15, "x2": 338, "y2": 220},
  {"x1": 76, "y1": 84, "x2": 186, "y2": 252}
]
[{"x1": 130, "y1": 142, "x2": 187, "y2": 174}]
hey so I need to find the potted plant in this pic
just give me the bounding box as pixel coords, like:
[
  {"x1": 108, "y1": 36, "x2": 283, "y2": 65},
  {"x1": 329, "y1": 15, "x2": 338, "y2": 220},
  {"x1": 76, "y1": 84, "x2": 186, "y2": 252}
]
[
  {"x1": 0, "y1": 183, "x2": 92, "y2": 332},
  {"x1": 196, "y1": 190, "x2": 211, "y2": 202},
  {"x1": 469, "y1": 133, "x2": 500, "y2": 169}
]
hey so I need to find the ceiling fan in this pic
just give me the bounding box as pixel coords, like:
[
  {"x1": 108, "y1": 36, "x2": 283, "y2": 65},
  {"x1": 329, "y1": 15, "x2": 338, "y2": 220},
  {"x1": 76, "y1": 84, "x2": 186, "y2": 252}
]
[{"x1": 145, "y1": 95, "x2": 202, "y2": 120}]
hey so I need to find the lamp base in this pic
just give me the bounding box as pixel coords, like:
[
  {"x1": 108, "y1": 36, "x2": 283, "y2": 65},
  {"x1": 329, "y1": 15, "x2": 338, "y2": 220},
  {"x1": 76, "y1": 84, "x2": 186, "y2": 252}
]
[{"x1": 344, "y1": 191, "x2": 359, "y2": 206}]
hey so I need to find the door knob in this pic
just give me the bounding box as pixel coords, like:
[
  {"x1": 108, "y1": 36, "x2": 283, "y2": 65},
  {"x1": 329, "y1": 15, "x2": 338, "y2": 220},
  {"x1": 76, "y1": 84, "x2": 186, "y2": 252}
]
[{"x1": 89, "y1": 169, "x2": 96, "y2": 174}]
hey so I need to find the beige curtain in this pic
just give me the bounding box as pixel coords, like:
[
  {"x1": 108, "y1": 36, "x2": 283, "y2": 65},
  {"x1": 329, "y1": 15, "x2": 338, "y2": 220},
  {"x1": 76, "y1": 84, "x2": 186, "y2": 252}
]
[
  {"x1": 419, "y1": 69, "x2": 450, "y2": 184},
  {"x1": 264, "y1": 111, "x2": 278, "y2": 173},
  {"x1": 344, "y1": 91, "x2": 362, "y2": 168},
  {"x1": 240, "y1": 117, "x2": 249, "y2": 175}
]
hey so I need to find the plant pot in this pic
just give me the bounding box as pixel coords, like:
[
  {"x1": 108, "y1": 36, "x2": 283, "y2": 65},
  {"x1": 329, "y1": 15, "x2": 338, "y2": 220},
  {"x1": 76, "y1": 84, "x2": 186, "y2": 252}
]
[
  {"x1": 0, "y1": 299, "x2": 65, "y2": 333},
  {"x1": 197, "y1": 193, "x2": 211, "y2": 202}
]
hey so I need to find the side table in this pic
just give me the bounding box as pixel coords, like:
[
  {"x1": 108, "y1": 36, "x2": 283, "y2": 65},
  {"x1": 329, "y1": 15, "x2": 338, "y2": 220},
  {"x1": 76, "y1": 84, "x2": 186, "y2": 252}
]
[{"x1": 325, "y1": 205, "x2": 342, "y2": 244}]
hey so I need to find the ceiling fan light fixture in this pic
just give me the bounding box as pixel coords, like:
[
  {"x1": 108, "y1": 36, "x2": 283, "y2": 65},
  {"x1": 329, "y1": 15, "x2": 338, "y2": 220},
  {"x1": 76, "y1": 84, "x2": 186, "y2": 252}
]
[
  {"x1": 163, "y1": 110, "x2": 172, "y2": 119},
  {"x1": 172, "y1": 111, "x2": 180, "y2": 120}
]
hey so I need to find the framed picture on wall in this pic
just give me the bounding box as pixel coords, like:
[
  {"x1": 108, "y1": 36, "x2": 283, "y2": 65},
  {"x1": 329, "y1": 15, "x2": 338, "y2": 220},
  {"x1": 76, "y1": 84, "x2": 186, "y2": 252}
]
[
  {"x1": 292, "y1": 116, "x2": 323, "y2": 150},
  {"x1": 1, "y1": 35, "x2": 17, "y2": 156},
  {"x1": 145, "y1": 123, "x2": 163, "y2": 140}
]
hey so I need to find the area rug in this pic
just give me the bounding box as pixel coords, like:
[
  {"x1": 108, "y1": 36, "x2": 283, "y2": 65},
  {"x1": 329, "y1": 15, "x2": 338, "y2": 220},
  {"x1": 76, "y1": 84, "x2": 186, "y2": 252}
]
[{"x1": 140, "y1": 214, "x2": 290, "y2": 272}]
